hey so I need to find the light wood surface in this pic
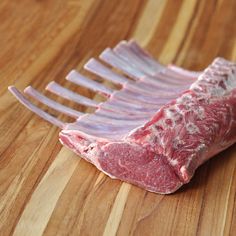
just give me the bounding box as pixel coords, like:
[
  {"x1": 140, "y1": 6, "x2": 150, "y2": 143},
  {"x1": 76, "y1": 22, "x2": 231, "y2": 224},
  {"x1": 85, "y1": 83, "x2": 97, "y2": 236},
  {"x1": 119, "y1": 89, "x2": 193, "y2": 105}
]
[{"x1": 0, "y1": 0, "x2": 236, "y2": 235}]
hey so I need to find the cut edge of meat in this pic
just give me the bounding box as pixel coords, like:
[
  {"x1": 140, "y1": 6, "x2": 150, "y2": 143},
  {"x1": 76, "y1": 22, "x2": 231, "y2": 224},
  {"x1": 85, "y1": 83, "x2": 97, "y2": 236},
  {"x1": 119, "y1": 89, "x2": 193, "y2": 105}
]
[{"x1": 59, "y1": 129, "x2": 184, "y2": 194}]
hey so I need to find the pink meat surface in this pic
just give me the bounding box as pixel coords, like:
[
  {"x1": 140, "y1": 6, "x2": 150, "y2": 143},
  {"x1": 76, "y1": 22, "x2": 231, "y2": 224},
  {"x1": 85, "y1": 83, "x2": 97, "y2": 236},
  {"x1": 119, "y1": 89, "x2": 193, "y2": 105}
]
[{"x1": 60, "y1": 57, "x2": 236, "y2": 194}]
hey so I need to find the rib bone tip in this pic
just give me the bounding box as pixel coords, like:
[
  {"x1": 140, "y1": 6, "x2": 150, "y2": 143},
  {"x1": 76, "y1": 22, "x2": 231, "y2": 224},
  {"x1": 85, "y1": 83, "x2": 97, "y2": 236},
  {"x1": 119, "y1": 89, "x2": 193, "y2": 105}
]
[
  {"x1": 99, "y1": 48, "x2": 111, "y2": 58},
  {"x1": 8, "y1": 85, "x2": 14, "y2": 91},
  {"x1": 46, "y1": 81, "x2": 56, "y2": 90},
  {"x1": 66, "y1": 69, "x2": 78, "y2": 80},
  {"x1": 24, "y1": 86, "x2": 32, "y2": 93},
  {"x1": 84, "y1": 58, "x2": 96, "y2": 69}
]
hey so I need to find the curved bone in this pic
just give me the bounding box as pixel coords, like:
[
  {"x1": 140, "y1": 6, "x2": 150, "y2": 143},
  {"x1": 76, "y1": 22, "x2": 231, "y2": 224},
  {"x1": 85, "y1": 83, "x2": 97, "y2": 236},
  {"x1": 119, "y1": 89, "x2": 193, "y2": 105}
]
[{"x1": 8, "y1": 86, "x2": 65, "y2": 128}]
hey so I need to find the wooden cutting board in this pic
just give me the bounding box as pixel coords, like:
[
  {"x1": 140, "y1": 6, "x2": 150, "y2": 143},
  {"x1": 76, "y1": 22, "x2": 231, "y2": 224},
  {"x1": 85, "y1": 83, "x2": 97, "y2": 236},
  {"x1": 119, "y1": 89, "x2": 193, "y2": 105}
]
[{"x1": 0, "y1": 0, "x2": 236, "y2": 235}]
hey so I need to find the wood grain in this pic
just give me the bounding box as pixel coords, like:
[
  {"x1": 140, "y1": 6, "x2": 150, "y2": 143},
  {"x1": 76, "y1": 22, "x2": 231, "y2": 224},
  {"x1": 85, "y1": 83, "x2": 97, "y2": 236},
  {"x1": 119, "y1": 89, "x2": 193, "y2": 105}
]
[{"x1": 0, "y1": 0, "x2": 236, "y2": 235}]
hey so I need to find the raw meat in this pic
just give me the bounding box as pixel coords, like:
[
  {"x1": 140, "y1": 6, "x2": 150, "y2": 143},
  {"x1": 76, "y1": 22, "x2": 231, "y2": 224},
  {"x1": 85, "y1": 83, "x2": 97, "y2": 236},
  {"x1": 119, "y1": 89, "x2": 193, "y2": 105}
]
[{"x1": 8, "y1": 40, "x2": 236, "y2": 194}]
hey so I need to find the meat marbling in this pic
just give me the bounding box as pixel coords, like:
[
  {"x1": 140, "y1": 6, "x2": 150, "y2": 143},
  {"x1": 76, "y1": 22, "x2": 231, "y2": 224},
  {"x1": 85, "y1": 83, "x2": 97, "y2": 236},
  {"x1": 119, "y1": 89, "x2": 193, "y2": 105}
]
[{"x1": 8, "y1": 40, "x2": 236, "y2": 194}]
